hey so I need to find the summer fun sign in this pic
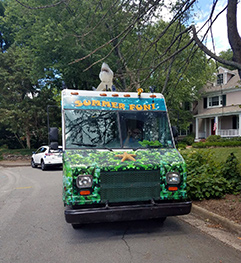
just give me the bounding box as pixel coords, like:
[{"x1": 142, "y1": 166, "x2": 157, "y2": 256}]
[{"x1": 63, "y1": 96, "x2": 167, "y2": 111}]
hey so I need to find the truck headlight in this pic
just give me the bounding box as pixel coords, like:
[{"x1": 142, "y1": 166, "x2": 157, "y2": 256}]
[
  {"x1": 166, "y1": 172, "x2": 180, "y2": 184},
  {"x1": 76, "y1": 175, "x2": 93, "y2": 188}
]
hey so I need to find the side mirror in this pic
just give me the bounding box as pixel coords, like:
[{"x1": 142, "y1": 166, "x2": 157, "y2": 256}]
[
  {"x1": 50, "y1": 141, "x2": 58, "y2": 150},
  {"x1": 171, "y1": 126, "x2": 178, "y2": 138},
  {"x1": 49, "y1": 127, "x2": 59, "y2": 149},
  {"x1": 49, "y1": 127, "x2": 58, "y2": 142},
  {"x1": 171, "y1": 126, "x2": 178, "y2": 147}
]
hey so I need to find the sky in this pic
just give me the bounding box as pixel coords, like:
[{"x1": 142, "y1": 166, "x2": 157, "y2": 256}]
[
  {"x1": 160, "y1": 0, "x2": 241, "y2": 55},
  {"x1": 193, "y1": 0, "x2": 241, "y2": 54}
]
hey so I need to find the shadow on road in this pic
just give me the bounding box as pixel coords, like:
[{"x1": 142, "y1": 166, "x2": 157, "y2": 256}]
[{"x1": 65, "y1": 217, "x2": 189, "y2": 243}]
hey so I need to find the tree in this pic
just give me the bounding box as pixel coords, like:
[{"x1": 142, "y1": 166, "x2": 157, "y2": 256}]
[
  {"x1": 0, "y1": 45, "x2": 59, "y2": 148},
  {"x1": 0, "y1": 0, "x2": 215, "y2": 136},
  {"x1": 8, "y1": 1, "x2": 241, "y2": 76},
  {"x1": 4, "y1": 0, "x2": 238, "y2": 147}
]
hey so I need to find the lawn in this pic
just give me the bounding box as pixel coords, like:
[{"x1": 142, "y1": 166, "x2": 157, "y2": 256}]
[{"x1": 180, "y1": 147, "x2": 241, "y2": 168}]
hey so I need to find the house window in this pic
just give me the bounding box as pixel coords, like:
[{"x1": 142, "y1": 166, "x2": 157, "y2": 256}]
[
  {"x1": 208, "y1": 96, "x2": 222, "y2": 108},
  {"x1": 217, "y1": 74, "x2": 223, "y2": 85}
]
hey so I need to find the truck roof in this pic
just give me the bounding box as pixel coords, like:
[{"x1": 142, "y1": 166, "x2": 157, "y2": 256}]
[
  {"x1": 61, "y1": 89, "x2": 167, "y2": 111},
  {"x1": 62, "y1": 89, "x2": 164, "y2": 99}
]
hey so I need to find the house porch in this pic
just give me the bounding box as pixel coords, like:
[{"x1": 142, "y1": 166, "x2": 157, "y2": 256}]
[{"x1": 195, "y1": 113, "x2": 241, "y2": 141}]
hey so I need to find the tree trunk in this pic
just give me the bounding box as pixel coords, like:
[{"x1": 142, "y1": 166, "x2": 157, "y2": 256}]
[
  {"x1": 192, "y1": 1, "x2": 241, "y2": 78},
  {"x1": 26, "y1": 129, "x2": 31, "y2": 149},
  {"x1": 227, "y1": 0, "x2": 241, "y2": 77}
]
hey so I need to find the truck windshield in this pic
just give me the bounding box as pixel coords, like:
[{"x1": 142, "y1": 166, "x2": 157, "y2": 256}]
[{"x1": 64, "y1": 110, "x2": 174, "y2": 149}]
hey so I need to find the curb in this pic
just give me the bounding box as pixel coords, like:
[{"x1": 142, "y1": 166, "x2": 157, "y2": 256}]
[
  {"x1": 0, "y1": 162, "x2": 30, "y2": 167},
  {"x1": 192, "y1": 204, "x2": 241, "y2": 235}
]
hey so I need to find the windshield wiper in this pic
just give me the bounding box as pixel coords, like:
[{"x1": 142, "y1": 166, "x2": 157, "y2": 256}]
[
  {"x1": 101, "y1": 147, "x2": 113, "y2": 151},
  {"x1": 72, "y1": 143, "x2": 97, "y2": 147}
]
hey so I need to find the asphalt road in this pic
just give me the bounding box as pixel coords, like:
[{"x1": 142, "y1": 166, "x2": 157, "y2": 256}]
[{"x1": 0, "y1": 166, "x2": 241, "y2": 263}]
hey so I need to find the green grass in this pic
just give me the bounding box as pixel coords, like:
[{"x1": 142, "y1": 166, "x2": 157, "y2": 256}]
[
  {"x1": 181, "y1": 147, "x2": 241, "y2": 163},
  {"x1": 180, "y1": 147, "x2": 241, "y2": 173}
]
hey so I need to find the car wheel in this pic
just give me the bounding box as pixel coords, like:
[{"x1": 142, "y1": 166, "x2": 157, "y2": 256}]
[
  {"x1": 41, "y1": 160, "x2": 46, "y2": 171},
  {"x1": 31, "y1": 159, "x2": 37, "y2": 168}
]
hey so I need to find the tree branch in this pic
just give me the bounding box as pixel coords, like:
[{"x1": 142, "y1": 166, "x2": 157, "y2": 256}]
[
  {"x1": 140, "y1": 38, "x2": 194, "y2": 88},
  {"x1": 191, "y1": 25, "x2": 241, "y2": 72},
  {"x1": 14, "y1": 0, "x2": 67, "y2": 9},
  {"x1": 227, "y1": 0, "x2": 241, "y2": 63}
]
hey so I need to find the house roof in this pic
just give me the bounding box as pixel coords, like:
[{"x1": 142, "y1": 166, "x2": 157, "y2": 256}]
[
  {"x1": 194, "y1": 104, "x2": 241, "y2": 118},
  {"x1": 201, "y1": 68, "x2": 241, "y2": 95}
]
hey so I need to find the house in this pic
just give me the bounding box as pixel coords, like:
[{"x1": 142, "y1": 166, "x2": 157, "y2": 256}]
[{"x1": 194, "y1": 66, "x2": 241, "y2": 141}]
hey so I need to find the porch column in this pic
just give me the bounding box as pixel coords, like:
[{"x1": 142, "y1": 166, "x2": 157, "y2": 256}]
[
  {"x1": 195, "y1": 118, "x2": 199, "y2": 141},
  {"x1": 239, "y1": 113, "x2": 241, "y2": 136},
  {"x1": 215, "y1": 116, "x2": 219, "y2": 135},
  {"x1": 204, "y1": 119, "x2": 207, "y2": 138}
]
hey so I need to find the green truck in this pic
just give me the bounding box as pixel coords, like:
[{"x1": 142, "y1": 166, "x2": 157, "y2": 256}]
[{"x1": 61, "y1": 89, "x2": 191, "y2": 228}]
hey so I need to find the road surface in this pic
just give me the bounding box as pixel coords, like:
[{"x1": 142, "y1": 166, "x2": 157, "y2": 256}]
[{"x1": 0, "y1": 166, "x2": 241, "y2": 263}]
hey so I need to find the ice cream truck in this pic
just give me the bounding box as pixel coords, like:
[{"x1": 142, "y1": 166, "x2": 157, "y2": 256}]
[{"x1": 61, "y1": 89, "x2": 191, "y2": 228}]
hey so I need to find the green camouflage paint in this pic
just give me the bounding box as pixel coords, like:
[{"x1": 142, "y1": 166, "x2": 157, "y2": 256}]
[{"x1": 62, "y1": 149, "x2": 187, "y2": 206}]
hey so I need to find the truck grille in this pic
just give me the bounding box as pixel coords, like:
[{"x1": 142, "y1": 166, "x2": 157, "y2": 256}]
[{"x1": 100, "y1": 170, "x2": 160, "y2": 203}]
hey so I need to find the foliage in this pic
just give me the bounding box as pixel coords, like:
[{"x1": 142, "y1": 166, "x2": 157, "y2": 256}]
[
  {"x1": 206, "y1": 135, "x2": 221, "y2": 142},
  {"x1": 192, "y1": 140, "x2": 241, "y2": 148},
  {"x1": 0, "y1": 0, "x2": 224, "y2": 148},
  {"x1": 187, "y1": 173, "x2": 230, "y2": 200},
  {"x1": 138, "y1": 140, "x2": 163, "y2": 147},
  {"x1": 177, "y1": 143, "x2": 187, "y2": 150},
  {"x1": 0, "y1": 146, "x2": 33, "y2": 160},
  {"x1": 217, "y1": 48, "x2": 236, "y2": 71},
  {"x1": 180, "y1": 134, "x2": 195, "y2": 145},
  {"x1": 0, "y1": 45, "x2": 61, "y2": 148},
  {"x1": 221, "y1": 153, "x2": 241, "y2": 193},
  {"x1": 181, "y1": 147, "x2": 241, "y2": 169},
  {"x1": 182, "y1": 150, "x2": 241, "y2": 200}
]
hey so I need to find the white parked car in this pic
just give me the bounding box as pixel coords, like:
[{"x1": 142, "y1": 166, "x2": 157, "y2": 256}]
[{"x1": 31, "y1": 145, "x2": 63, "y2": 170}]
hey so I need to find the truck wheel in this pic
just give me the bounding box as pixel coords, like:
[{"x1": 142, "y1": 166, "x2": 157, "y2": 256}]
[
  {"x1": 72, "y1": 224, "x2": 82, "y2": 229},
  {"x1": 157, "y1": 217, "x2": 166, "y2": 223},
  {"x1": 159, "y1": 217, "x2": 166, "y2": 223},
  {"x1": 152, "y1": 217, "x2": 166, "y2": 224},
  {"x1": 41, "y1": 160, "x2": 46, "y2": 171},
  {"x1": 31, "y1": 159, "x2": 37, "y2": 168}
]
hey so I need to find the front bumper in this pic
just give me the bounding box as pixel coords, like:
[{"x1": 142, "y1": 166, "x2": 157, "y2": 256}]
[{"x1": 65, "y1": 201, "x2": 192, "y2": 224}]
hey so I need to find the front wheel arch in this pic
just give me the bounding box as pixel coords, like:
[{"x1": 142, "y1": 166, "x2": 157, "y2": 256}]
[{"x1": 31, "y1": 158, "x2": 37, "y2": 168}]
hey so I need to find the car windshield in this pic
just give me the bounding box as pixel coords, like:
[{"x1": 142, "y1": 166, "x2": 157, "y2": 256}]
[{"x1": 64, "y1": 110, "x2": 174, "y2": 149}]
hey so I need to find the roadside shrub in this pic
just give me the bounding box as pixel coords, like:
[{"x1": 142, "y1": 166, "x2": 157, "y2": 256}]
[
  {"x1": 221, "y1": 153, "x2": 241, "y2": 193},
  {"x1": 206, "y1": 135, "x2": 221, "y2": 142},
  {"x1": 181, "y1": 134, "x2": 195, "y2": 145},
  {"x1": 192, "y1": 141, "x2": 241, "y2": 148},
  {"x1": 187, "y1": 174, "x2": 230, "y2": 200},
  {"x1": 177, "y1": 143, "x2": 187, "y2": 150},
  {"x1": 182, "y1": 150, "x2": 231, "y2": 200}
]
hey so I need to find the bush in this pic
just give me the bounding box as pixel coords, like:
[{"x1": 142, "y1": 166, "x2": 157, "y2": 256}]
[
  {"x1": 206, "y1": 135, "x2": 221, "y2": 142},
  {"x1": 182, "y1": 150, "x2": 239, "y2": 200},
  {"x1": 192, "y1": 141, "x2": 241, "y2": 148},
  {"x1": 177, "y1": 143, "x2": 187, "y2": 150},
  {"x1": 181, "y1": 134, "x2": 195, "y2": 145},
  {"x1": 187, "y1": 174, "x2": 230, "y2": 200},
  {"x1": 220, "y1": 153, "x2": 241, "y2": 193}
]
